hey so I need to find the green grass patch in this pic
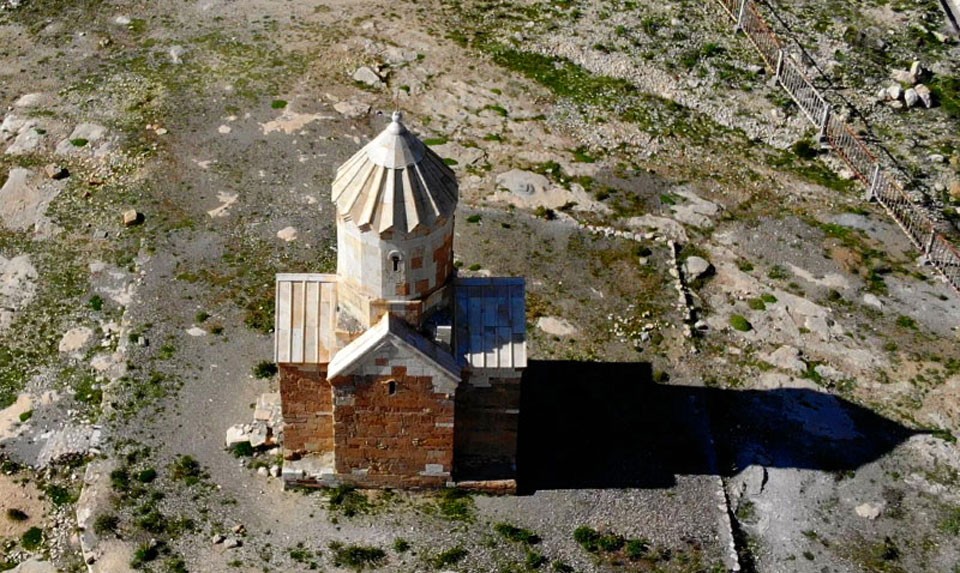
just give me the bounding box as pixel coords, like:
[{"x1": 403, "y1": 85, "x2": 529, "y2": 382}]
[
  {"x1": 730, "y1": 314, "x2": 752, "y2": 332},
  {"x1": 270, "y1": 99, "x2": 288, "y2": 109},
  {"x1": 252, "y1": 361, "x2": 278, "y2": 379},
  {"x1": 329, "y1": 542, "x2": 387, "y2": 571},
  {"x1": 435, "y1": 488, "x2": 475, "y2": 521},
  {"x1": 494, "y1": 522, "x2": 541, "y2": 545},
  {"x1": 69, "y1": 138, "x2": 89, "y2": 147},
  {"x1": 430, "y1": 546, "x2": 468, "y2": 569},
  {"x1": 21, "y1": 527, "x2": 43, "y2": 551}
]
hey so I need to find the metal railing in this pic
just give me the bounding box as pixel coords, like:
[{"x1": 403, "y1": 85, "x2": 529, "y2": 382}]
[{"x1": 713, "y1": 0, "x2": 960, "y2": 295}]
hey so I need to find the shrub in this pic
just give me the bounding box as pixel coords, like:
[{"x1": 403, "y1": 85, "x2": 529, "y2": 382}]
[
  {"x1": 70, "y1": 138, "x2": 89, "y2": 147},
  {"x1": 526, "y1": 550, "x2": 548, "y2": 569},
  {"x1": 21, "y1": 527, "x2": 43, "y2": 551},
  {"x1": 137, "y1": 468, "x2": 157, "y2": 483},
  {"x1": 195, "y1": 311, "x2": 210, "y2": 323},
  {"x1": 747, "y1": 298, "x2": 766, "y2": 311},
  {"x1": 626, "y1": 538, "x2": 650, "y2": 559},
  {"x1": 93, "y1": 513, "x2": 119, "y2": 536},
  {"x1": 573, "y1": 525, "x2": 600, "y2": 552},
  {"x1": 895, "y1": 315, "x2": 917, "y2": 330},
  {"x1": 940, "y1": 506, "x2": 960, "y2": 536},
  {"x1": 252, "y1": 361, "x2": 278, "y2": 379},
  {"x1": 431, "y1": 547, "x2": 468, "y2": 568},
  {"x1": 18, "y1": 410, "x2": 32, "y2": 422},
  {"x1": 271, "y1": 99, "x2": 288, "y2": 109},
  {"x1": 330, "y1": 543, "x2": 387, "y2": 571},
  {"x1": 326, "y1": 485, "x2": 369, "y2": 517},
  {"x1": 392, "y1": 538, "x2": 411, "y2": 553},
  {"x1": 466, "y1": 214, "x2": 482, "y2": 223},
  {"x1": 131, "y1": 542, "x2": 160, "y2": 568},
  {"x1": 494, "y1": 522, "x2": 541, "y2": 545},
  {"x1": 436, "y1": 488, "x2": 474, "y2": 521},
  {"x1": 89, "y1": 295, "x2": 104, "y2": 311},
  {"x1": 729, "y1": 314, "x2": 752, "y2": 332},
  {"x1": 170, "y1": 455, "x2": 204, "y2": 485},
  {"x1": 760, "y1": 293, "x2": 777, "y2": 303},
  {"x1": 6, "y1": 508, "x2": 28, "y2": 522},
  {"x1": 598, "y1": 532, "x2": 625, "y2": 552},
  {"x1": 229, "y1": 441, "x2": 254, "y2": 457}
]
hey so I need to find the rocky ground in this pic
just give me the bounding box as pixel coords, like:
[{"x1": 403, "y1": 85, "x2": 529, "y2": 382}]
[{"x1": 0, "y1": 0, "x2": 959, "y2": 572}]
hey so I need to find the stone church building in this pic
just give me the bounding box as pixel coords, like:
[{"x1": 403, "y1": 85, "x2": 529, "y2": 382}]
[{"x1": 274, "y1": 112, "x2": 526, "y2": 490}]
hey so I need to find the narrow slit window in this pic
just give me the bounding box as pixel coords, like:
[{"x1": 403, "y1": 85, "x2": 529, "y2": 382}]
[
  {"x1": 391, "y1": 254, "x2": 401, "y2": 273},
  {"x1": 387, "y1": 380, "x2": 397, "y2": 395}
]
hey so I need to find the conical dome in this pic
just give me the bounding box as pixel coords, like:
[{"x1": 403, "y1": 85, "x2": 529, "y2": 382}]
[{"x1": 332, "y1": 112, "x2": 458, "y2": 235}]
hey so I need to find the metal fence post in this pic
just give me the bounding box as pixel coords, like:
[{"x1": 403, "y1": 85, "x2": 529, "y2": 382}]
[
  {"x1": 774, "y1": 49, "x2": 784, "y2": 82},
  {"x1": 865, "y1": 164, "x2": 880, "y2": 202},
  {"x1": 817, "y1": 105, "x2": 830, "y2": 141},
  {"x1": 736, "y1": 0, "x2": 748, "y2": 32},
  {"x1": 925, "y1": 230, "x2": 937, "y2": 257}
]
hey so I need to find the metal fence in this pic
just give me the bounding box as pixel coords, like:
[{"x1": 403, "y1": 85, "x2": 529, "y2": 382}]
[{"x1": 712, "y1": 0, "x2": 960, "y2": 294}]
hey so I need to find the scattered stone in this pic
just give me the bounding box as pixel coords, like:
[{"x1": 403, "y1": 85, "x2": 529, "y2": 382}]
[
  {"x1": 269, "y1": 464, "x2": 281, "y2": 478},
  {"x1": 0, "y1": 168, "x2": 61, "y2": 235},
  {"x1": 155, "y1": 127, "x2": 168, "y2": 136},
  {"x1": 257, "y1": 466, "x2": 269, "y2": 477},
  {"x1": 186, "y1": 326, "x2": 207, "y2": 337},
  {"x1": 914, "y1": 84, "x2": 932, "y2": 108},
  {"x1": 44, "y1": 164, "x2": 69, "y2": 180},
  {"x1": 225, "y1": 424, "x2": 249, "y2": 447},
  {"x1": 683, "y1": 256, "x2": 713, "y2": 282},
  {"x1": 949, "y1": 180, "x2": 960, "y2": 201},
  {"x1": 814, "y1": 364, "x2": 844, "y2": 382},
  {"x1": 218, "y1": 124, "x2": 232, "y2": 134},
  {"x1": 168, "y1": 45, "x2": 185, "y2": 64},
  {"x1": 909, "y1": 60, "x2": 921, "y2": 78},
  {"x1": 885, "y1": 84, "x2": 902, "y2": 101},
  {"x1": 223, "y1": 537, "x2": 241, "y2": 549},
  {"x1": 232, "y1": 524, "x2": 246, "y2": 535},
  {"x1": 277, "y1": 226, "x2": 298, "y2": 242},
  {"x1": 352, "y1": 66, "x2": 383, "y2": 87},
  {"x1": 56, "y1": 123, "x2": 107, "y2": 155},
  {"x1": 212, "y1": 534, "x2": 225, "y2": 544},
  {"x1": 122, "y1": 209, "x2": 142, "y2": 226},
  {"x1": 890, "y1": 69, "x2": 916, "y2": 86},
  {"x1": 904, "y1": 88, "x2": 919, "y2": 108},
  {"x1": 114, "y1": 15, "x2": 131, "y2": 25},
  {"x1": 855, "y1": 502, "x2": 882, "y2": 520},
  {"x1": 929, "y1": 154, "x2": 945, "y2": 163},
  {"x1": 862, "y1": 293, "x2": 883, "y2": 310},
  {"x1": 333, "y1": 100, "x2": 371, "y2": 119},
  {"x1": 13, "y1": 93, "x2": 46, "y2": 108}
]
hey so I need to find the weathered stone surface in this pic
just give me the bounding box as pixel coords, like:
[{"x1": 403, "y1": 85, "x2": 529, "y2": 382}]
[
  {"x1": 683, "y1": 256, "x2": 713, "y2": 282},
  {"x1": 914, "y1": 83, "x2": 932, "y2": 108},
  {"x1": 0, "y1": 168, "x2": 61, "y2": 235},
  {"x1": 277, "y1": 226, "x2": 297, "y2": 242},
  {"x1": 625, "y1": 215, "x2": 689, "y2": 243},
  {"x1": 904, "y1": 88, "x2": 919, "y2": 108},
  {"x1": 122, "y1": 209, "x2": 141, "y2": 226},
  {"x1": 762, "y1": 345, "x2": 806, "y2": 373},
  {"x1": 44, "y1": 164, "x2": 69, "y2": 180},
  {"x1": 55, "y1": 123, "x2": 107, "y2": 155},
  {"x1": 886, "y1": 84, "x2": 902, "y2": 101},
  {"x1": 536, "y1": 316, "x2": 578, "y2": 336},
  {"x1": 352, "y1": 66, "x2": 383, "y2": 87},
  {"x1": 495, "y1": 169, "x2": 549, "y2": 197},
  {"x1": 333, "y1": 100, "x2": 371, "y2": 119},
  {"x1": 855, "y1": 502, "x2": 882, "y2": 520},
  {"x1": 0, "y1": 255, "x2": 37, "y2": 334},
  {"x1": 59, "y1": 326, "x2": 94, "y2": 354},
  {"x1": 225, "y1": 424, "x2": 250, "y2": 447},
  {"x1": 862, "y1": 293, "x2": 883, "y2": 310}
]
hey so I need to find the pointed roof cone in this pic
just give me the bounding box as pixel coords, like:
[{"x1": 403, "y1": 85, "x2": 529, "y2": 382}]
[{"x1": 331, "y1": 111, "x2": 458, "y2": 235}]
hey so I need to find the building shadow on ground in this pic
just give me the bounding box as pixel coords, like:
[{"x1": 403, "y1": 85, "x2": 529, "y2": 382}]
[{"x1": 514, "y1": 360, "x2": 918, "y2": 494}]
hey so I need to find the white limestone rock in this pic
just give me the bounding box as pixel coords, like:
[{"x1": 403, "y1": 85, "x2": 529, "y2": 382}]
[
  {"x1": 59, "y1": 326, "x2": 94, "y2": 354},
  {"x1": 56, "y1": 123, "x2": 107, "y2": 155},
  {"x1": 762, "y1": 345, "x2": 807, "y2": 374},
  {"x1": 333, "y1": 100, "x2": 371, "y2": 119},
  {"x1": 855, "y1": 502, "x2": 882, "y2": 520},
  {"x1": 914, "y1": 84, "x2": 932, "y2": 108},
  {"x1": 885, "y1": 84, "x2": 902, "y2": 101},
  {"x1": 496, "y1": 169, "x2": 549, "y2": 197},
  {"x1": 276, "y1": 226, "x2": 298, "y2": 242},
  {"x1": 904, "y1": 88, "x2": 919, "y2": 108},
  {"x1": 352, "y1": 66, "x2": 383, "y2": 87},
  {"x1": 862, "y1": 293, "x2": 883, "y2": 310},
  {"x1": 683, "y1": 256, "x2": 713, "y2": 282},
  {"x1": 225, "y1": 424, "x2": 249, "y2": 447},
  {"x1": 536, "y1": 316, "x2": 578, "y2": 336}
]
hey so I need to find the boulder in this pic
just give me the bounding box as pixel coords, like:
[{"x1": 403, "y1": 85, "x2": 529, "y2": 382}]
[
  {"x1": 904, "y1": 88, "x2": 919, "y2": 108},
  {"x1": 333, "y1": 100, "x2": 370, "y2": 119},
  {"x1": 683, "y1": 256, "x2": 713, "y2": 282},
  {"x1": 276, "y1": 226, "x2": 297, "y2": 242},
  {"x1": 168, "y1": 45, "x2": 185, "y2": 64},
  {"x1": 855, "y1": 502, "x2": 882, "y2": 520},
  {"x1": 44, "y1": 164, "x2": 69, "y2": 180},
  {"x1": 914, "y1": 84, "x2": 932, "y2": 108},
  {"x1": 122, "y1": 209, "x2": 142, "y2": 226},
  {"x1": 352, "y1": 66, "x2": 383, "y2": 87},
  {"x1": 862, "y1": 293, "x2": 883, "y2": 310},
  {"x1": 886, "y1": 84, "x2": 902, "y2": 101},
  {"x1": 890, "y1": 69, "x2": 915, "y2": 86},
  {"x1": 495, "y1": 169, "x2": 549, "y2": 197},
  {"x1": 225, "y1": 424, "x2": 249, "y2": 447}
]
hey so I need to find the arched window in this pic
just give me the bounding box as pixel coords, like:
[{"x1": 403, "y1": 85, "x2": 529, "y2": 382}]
[{"x1": 388, "y1": 250, "x2": 403, "y2": 274}]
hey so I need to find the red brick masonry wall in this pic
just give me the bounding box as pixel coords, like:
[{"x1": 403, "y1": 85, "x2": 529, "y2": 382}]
[
  {"x1": 279, "y1": 364, "x2": 334, "y2": 456},
  {"x1": 330, "y1": 366, "x2": 454, "y2": 488},
  {"x1": 454, "y1": 376, "x2": 521, "y2": 481}
]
